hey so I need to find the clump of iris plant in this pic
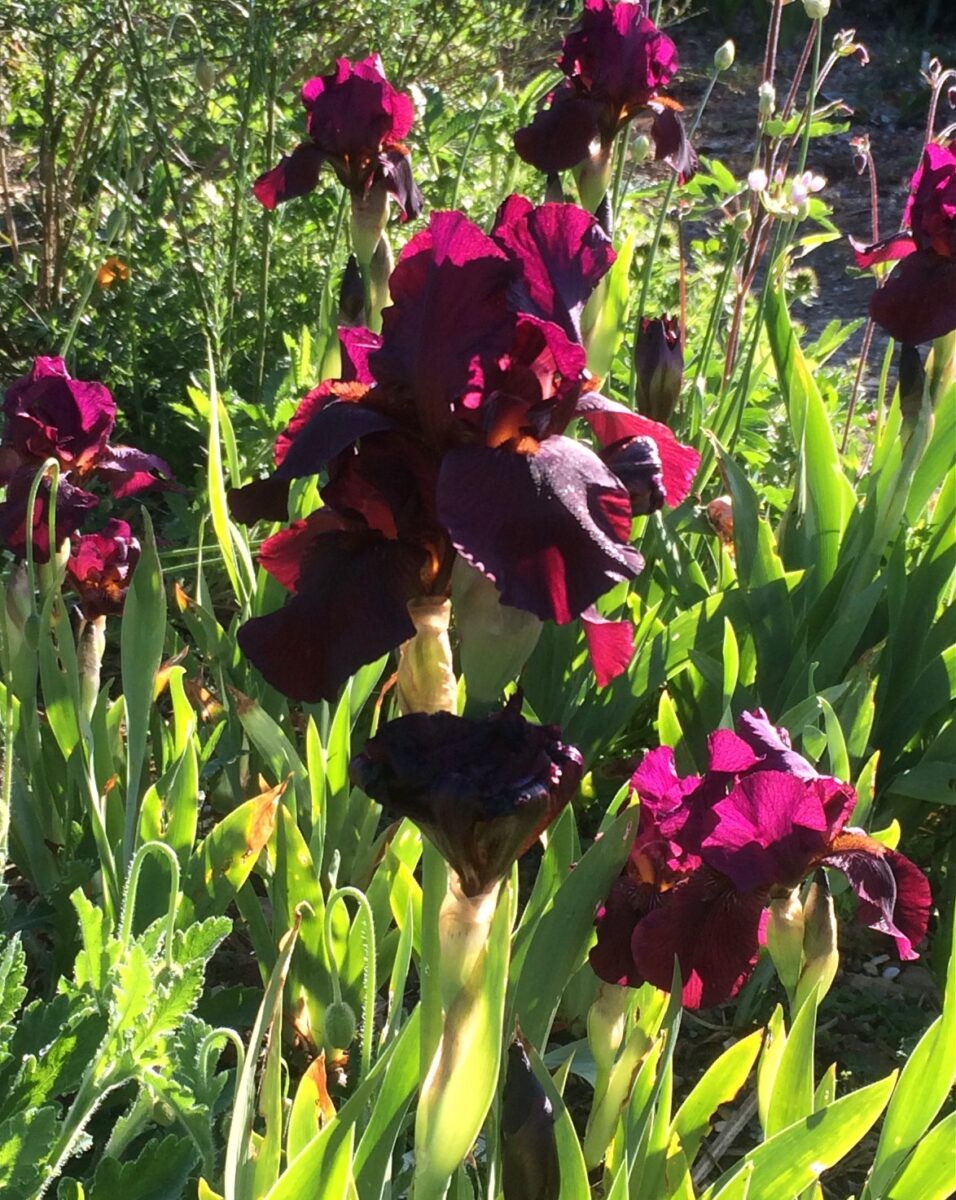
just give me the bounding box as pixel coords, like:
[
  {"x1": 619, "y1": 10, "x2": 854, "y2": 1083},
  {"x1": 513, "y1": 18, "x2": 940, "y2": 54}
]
[
  {"x1": 852, "y1": 140, "x2": 956, "y2": 345},
  {"x1": 590, "y1": 709, "x2": 932, "y2": 1009},
  {"x1": 0, "y1": 356, "x2": 172, "y2": 562},
  {"x1": 230, "y1": 197, "x2": 700, "y2": 702},
  {"x1": 514, "y1": 0, "x2": 696, "y2": 212},
  {"x1": 253, "y1": 55, "x2": 423, "y2": 324}
]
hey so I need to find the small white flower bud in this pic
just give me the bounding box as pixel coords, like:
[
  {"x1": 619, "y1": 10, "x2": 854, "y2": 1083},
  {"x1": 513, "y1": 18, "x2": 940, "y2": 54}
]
[
  {"x1": 714, "y1": 40, "x2": 735, "y2": 72},
  {"x1": 803, "y1": 0, "x2": 830, "y2": 19},
  {"x1": 758, "y1": 82, "x2": 776, "y2": 118}
]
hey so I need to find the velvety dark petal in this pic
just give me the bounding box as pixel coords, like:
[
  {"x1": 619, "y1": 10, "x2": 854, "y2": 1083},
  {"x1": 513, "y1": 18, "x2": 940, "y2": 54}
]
[
  {"x1": 0, "y1": 469, "x2": 98, "y2": 562},
  {"x1": 303, "y1": 56, "x2": 415, "y2": 156},
  {"x1": 237, "y1": 528, "x2": 424, "y2": 702},
  {"x1": 321, "y1": 432, "x2": 439, "y2": 542},
  {"x1": 350, "y1": 703, "x2": 583, "y2": 895},
  {"x1": 650, "y1": 106, "x2": 697, "y2": 184},
  {"x1": 93, "y1": 444, "x2": 175, "y2": 498},
  {"x1": 575, "y1": 392, "x2": 699, "y2": 506},
  {"x1": 371, "y1": 211, "x2": 515, "y2": 444},
  {"x1": 733, "y1": 708, "x2": 817, "y2": 780},
  {"x1": 600, "y1": 435, "x2": 665, "y2": 515},
  {"x1": 581, "y1": 606, "x2": 634, "y2": 686},
  {"x1": 904, "y1": 142, "x2": 956, "y2": 257},
  {"x1": 3, "y1": 359, "x2": 115, "y2": 470},
  {"x1": 339, "y1": 327, "x2": 382, "y2": 383},
  {"x1": 275, "y1": 399, "x2": 397, "y2": 481},
  {"x1": 701, "y1": 772, "x2": 831, "y2": 892},
  {"x1": 823, "y1": 835, "x2": 932, "y2": 961},
  {"x1": 252, "y1": 143, "x2": 325, "y2": 209},
  {"x1": 868, "y1": 249, "x2": 956, "y2": 344},
  {"x1": 228, "y1": 476, "x2": 291, "y2": 525},
  {"x1": 630, "y1": 745, "x2": 703, "y2": 871},
  {"x1": 379, "y1": 146, "x2": 423, "y2": 221},
  {"x1": 66, "y1": 518, "x2": 140, "y2": 618},
  {"x1": 491, "y1": 195, "x2": 615, "y2": 339},
  {"x1": 558, "y1": 0, "x2": 678, "y2": 112},
  {"x1": 706, "y1": 729, "x2": 760, "y2": 774},
  {"x1": 256, "y1": 511, "x2": 346, "y2": 592},
  {"x1": 501, "y1": 1038, "x2": 560, "y2": 1200},
  {"x1": 630, "y1": 868, "x2": 764, "y2": 1008},
  {"x1": 514, "y1": 89, "x2": 605, "y2": 174},
  {"x1": 437, "y1": 436, "x2": 641, "y2": 623},
  {"x1": 590, "y1": 873, "x2": 657, "y2": 987},
  {"x1": 850, "y1": 233, "x2": 916, "y2": 269}
]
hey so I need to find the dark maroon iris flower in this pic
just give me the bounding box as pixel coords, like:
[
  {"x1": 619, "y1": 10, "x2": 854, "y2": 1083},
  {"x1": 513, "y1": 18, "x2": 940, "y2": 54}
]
[
  {"x1": 0, "y1": 357, "x2": 174, "y2": 561},
  {"x1": 66, "y1": 519, "x2": 140, "y2": 617},
  {"x1": 514, "y1": 1, "x2": 695, "y2": 189},
  {"x1": 590, "y1": 709, "x2": 932, "y2": 1008},
  {"x1": 231, "y1": 201, "x2": 700, "y2": 700},
  {"x1": 350, "y1": 700, "x2": 583, "y2": 896},
  {"x1": 252, "y1": 55, "x2": 422, "y2": 220},
  {"x1": 1, "y1": 356, "x2": 114, "y2": 480},
  {"x1": 852, "y1": 141, "x2": 956, "y2": 344},
  {"x1": 0, "y1": 468, "x2": 98, "y2": 562}
]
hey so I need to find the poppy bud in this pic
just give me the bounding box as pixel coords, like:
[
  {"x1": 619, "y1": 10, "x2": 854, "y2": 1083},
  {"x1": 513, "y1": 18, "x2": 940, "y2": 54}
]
[
  {"x1": 633, "y1": 314, "x2": 683, "y2": 425},
  {"x1": 794, "y1": 871, "x2": 839, "y2": 1010},
  {"x1": 632, "y1": 134, "x2": 653, "y2": 164},
  {"x1": 803, "y1": 0, "x2": 830, "y2": 18},
  {"x1": 501, "y1": 1037, "x2": 560, "y2": 1200},
  {"x1": 195, "y1": 56, "x2": 216, "y2": 92},
  {"x1": 767, "y1": 889, "x2": 805, "y2": 994},
  {"x1": 323, "y1": 999, "x2": 357, "y2": 1050},
  {"x1": 396, "y1": 596, "x2": 457, "y2": 716},
  {"x1": 714, "y1": 40, "x2": 735, "y2": 72}
]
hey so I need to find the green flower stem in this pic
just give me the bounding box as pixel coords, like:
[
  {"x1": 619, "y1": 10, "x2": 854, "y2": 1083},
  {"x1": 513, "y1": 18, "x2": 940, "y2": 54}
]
[
  {"x1": 450, "y1": 95, "x2": 493, "y2": 211},
  {"x1": 795, "y1": 20, "x2": 823, "y2": 178},
  {"x1": 875, "y1": 336, "x2": 895, "y2": 447},
  {"x1": 38, "y1": 1053, "x2": 126, "y2": 1199},
  {"x1": 324, "y1": 885, "x2": 378, "y2": 1080},
  {"x1": 119, "y1": 840, "x2": 181, "y2": 967}
]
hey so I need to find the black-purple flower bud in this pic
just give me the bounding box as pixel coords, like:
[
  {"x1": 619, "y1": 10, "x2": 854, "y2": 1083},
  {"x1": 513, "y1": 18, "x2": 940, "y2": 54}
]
[{"x1": 634, "y1": 314, "x2": 683, "y2": 424}]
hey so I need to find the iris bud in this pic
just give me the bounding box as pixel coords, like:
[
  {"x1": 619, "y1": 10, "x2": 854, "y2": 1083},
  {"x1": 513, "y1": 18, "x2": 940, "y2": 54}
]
[
  {"x1": 794, "y1": 871, "x2": 839, "y2": 1010},
  {"x1": 501, "y1": 1037, "x2": 560, "y2": 1200},
  {"x1": 587, "y1": 982, "x2": 630, "y2": 1080},
  {"x1": 323, "y1": 1000, "x2": 357, "y2": 1049},
  {"x1": 396, "y1": 596, "x2": 457, "y2": 715},
  {"x1": 633, "y1": 313, "x2": 684, "y2": 424},
  {"x1": 77, "y1": 615, "x2": 107, "y2": 723},
  {"x1": 714, "y1": 40, "x2": 735, "y2": 72},
  {"x1": 338, "y1": 254, "x2": 365, "y2": 327},
  {"x1": 767, "y1": 889, "x2": 805, "y2": 994},
  {"x1": 758, "y1": 82, "x2": 776, "y2": 118}
]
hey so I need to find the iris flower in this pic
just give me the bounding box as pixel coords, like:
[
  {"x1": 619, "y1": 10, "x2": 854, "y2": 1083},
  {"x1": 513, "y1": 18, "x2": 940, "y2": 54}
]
[
  {"x1": 232, "y1": 199, "x2": 699, "y2": 702},
  {"x1": 852, "y1": 141, "x2": 956, "y2": 344},
  {"x1": 514, "y1": 0, "x2": 696, "y2": 198},
  {"x1": 66, "y1": 519, "x2": 141, "y2": 618},
  {"x1": 0, "y1": 357, "x2": 173, "y2": 560},
  {"x1": 350, "y1": 699, "x2": 583, "y2": 897},
  {"x1": 252, "y1": 54, "x2": 422, "y2": 223},
  {"x1": 590, "y1": 710, "x2": 932, "y2": 1008}
]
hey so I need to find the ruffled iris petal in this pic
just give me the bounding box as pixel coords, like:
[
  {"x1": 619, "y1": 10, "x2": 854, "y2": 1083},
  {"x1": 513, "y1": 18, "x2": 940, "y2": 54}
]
[
  {"x1": 252, "y1": 143, "x2": 325, "y2": 209},
  {"x1": 437, "y1": 435, "x2": 641, "y2": 623}
]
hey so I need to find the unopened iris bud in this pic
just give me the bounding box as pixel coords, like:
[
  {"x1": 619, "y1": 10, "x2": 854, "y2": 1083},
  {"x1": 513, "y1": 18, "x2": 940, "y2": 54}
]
[
  {"x1": 794, "y1": 871, "x2": 839, "y2": 1010},
  {"x1": 803, "y1": 0, "x2": 830, "y2": 18},
  {"x1": 758, "y1": 82, "x2": 776, "y2": 118},
  {"x1": 501, "y1": 1037, "x2": 560, "y2": 1200},
  {"x1": 633, "y1": 313, "x2": 684, "y2": 425},
  {"x1": 338, "y1": 254, "x2": 365, "y2": 326},
  {"x1": 767, "y1": 889, "x2": 805, "y2": 994},
  {"x1": 323, "y1": 999, "x2": 357, "y2": 1049},
  {"x1": 77, "y1": 615, "x2": 107, "y2": 723},
  {"x1": 714, "y1": 40, "x2": 735, "y2": 72},
  {"x1": 587, "y1": 982, "x2": 630, "y2": 1080}
]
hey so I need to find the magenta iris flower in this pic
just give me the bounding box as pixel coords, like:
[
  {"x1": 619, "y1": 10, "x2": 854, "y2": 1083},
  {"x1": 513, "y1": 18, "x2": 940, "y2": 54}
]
[
  {"x1": 350, "y1": 699, "x2": 583, "y2": 896},
  {"x1": 231, "y1": 199, "x2": 700, "y2": 702},
  {"x1": 66, "y1": 519, "x2": 141, "y2": 618},
  {"x1": 590, "y1": 710, "x2": 932, "y2": 1008},
  {"x1": 0, "y1": 357, "x2": 174, "y2": 560},
  {"x1": 514, "y1": 0, "x2": 695, "y2": 186},
  {"x1": 252, "y1": 54, "x2": 422, "y2": 220},
  {"x1": 852, "y1": 141, "x2": 956, "y2": 344}
]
